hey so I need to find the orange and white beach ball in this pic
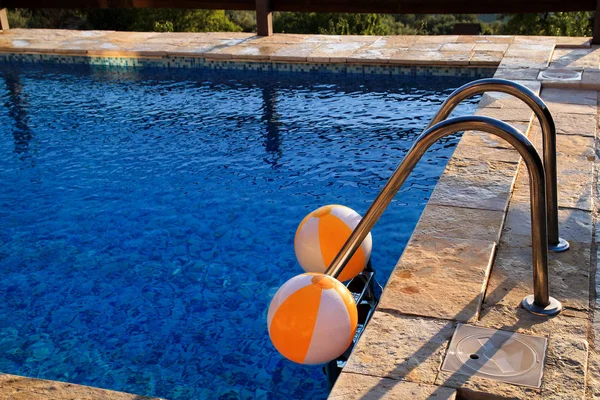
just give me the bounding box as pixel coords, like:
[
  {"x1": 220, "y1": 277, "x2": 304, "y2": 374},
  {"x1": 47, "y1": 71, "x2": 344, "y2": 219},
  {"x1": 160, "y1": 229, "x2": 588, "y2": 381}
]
[
  {"x1": 294, "y1": 205, "x2": 372, "y2": 282},
  {"x1": 267, "y1": 273, "x2": 358, "y2": 365}
]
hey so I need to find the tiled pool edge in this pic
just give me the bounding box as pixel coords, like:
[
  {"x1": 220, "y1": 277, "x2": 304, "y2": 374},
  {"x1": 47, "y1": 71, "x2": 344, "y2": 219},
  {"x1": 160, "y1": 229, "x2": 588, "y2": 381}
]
[
  {"x1": 0, "y1": 53, "x2": 497, "y2": 78},
  {"x1": 0, "y1": 30, "x2": 598, "y2": 399}
]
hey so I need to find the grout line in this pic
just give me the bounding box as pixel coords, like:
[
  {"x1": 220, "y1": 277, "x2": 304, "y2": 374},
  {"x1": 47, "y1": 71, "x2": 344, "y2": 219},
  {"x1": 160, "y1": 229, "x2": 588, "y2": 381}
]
[
  {"x1": 557, "y1": 205, "x2": 595, "y2": 213},
  {"x1": 426, "y1": 202, "x2": 509, "y2": 214},
  {"x1": 555, "y1": 132, "x2": 598, "y2": 140},
  {"x1": 375, "y1": 307, "x2": 461, "y2": 324}
]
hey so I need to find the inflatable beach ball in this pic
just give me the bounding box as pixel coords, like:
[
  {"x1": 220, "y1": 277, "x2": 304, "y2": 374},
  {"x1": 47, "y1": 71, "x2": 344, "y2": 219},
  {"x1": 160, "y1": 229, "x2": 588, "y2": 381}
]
[
  {"x1": 267, "y1": 273, "x2": 358, "y2": 365},
  {"x1": 294, "y1": 205, "x2": 372, "y2": 282}
]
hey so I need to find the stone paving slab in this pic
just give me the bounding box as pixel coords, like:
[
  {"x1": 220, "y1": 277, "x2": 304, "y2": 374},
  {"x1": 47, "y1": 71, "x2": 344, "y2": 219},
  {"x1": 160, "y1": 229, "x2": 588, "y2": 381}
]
[
  {"x1": 542, "y1": 325, "x2": 589, "y2": 400},
  {"x1": 494, "y1": 67, "x2": 543, "y2": 81},
  {"x1": 346, "y1": 47, "x2": 399, "y2": 63},
  {"x1": 388, "y1": 50, "x2": 473, "y2": 66},
  {"x1": 484, "y1": 233, "x2": 591, "y2": 311},
  {"x1": 456, "y1": 36, "x2": 514, "y2": 44},
  {"x1": 525, "y1": 123, "x2": 597, "y2": 161},
  {"x1": 478, "y1": 80, "x2": 542, "y2": 109},
  {"x1": 412, "y1": 204, "x2": 505, "y2": 243},
  {"x1": 468, "y1": 51, "x2": 504, "y2": 66},
  {"x1": 556, "y1": 133, "x2": 596, "y2": 161},
  {"x1": 587, "y1": 350, "x2": 600, "y2": 399},
  {"x1": 513, "y1": 36, "x2": 557, "y2": 45},
  {"x1": 473, "y1": 43, "x2": 510, "y2": 52},
  {"x1": 456, "y1": 124, "x2": 532, "y2": 151},
  {"x1": 451, "y1": 140, "x2": 522, "y2": 163},
  {"x1": 343, "y1": 312, "x2": 456, "y2": 384},
  {"x1": 474, "y1": 106, "x2": 536, "y2": 123},
  {"x1": 551, "y1": 48, "x2": 600, "y2": 70},
  {"x1": 513, "y1": 156, "x2": 594, "y2": 211},
  {"x1": 503, "y1": 201, "x2": 593, "y2": 244},
  {"x1": 545, "y1": 100, "x2": 598, "y2": 115},
  {"x1": 589, "y1": 239, "x2": 600, "y2": 399},
  {"x1": 551, "y1": 112, "x2": 598, "y2": 137},
  {"x1": 499, "y1": 56, "x2": 551, "y2": 69},
  {"x1": 428, "y1": 158, "x2": 518, "y2": 212},
  {"x1": 553, "y1": 37, "x2": 592, "y2": 48},
  {"x1": 478, "y1": 304, "x2": 589, "y2": 341},
  {"x1": 541, "y1": 88, "x2": 598, "y2": 105},
  {"x1": 435, "y1": 370, "x2": 541, "y2": 399},
  {"x1": 582, "y1": 70, "x2": 600, "y2": 89},
  {"x1": 0, "y1": 374, "x2": 161, "y2": 400},
  {"x1": 308, "y1": 41, "x2": 374, "y2": 63},
  {"x1": 330, "y1": 372, "x2": 457, "y2": 399},
  {"x1": 379, "y1": 235, "x2": 495, "y2": 322}
]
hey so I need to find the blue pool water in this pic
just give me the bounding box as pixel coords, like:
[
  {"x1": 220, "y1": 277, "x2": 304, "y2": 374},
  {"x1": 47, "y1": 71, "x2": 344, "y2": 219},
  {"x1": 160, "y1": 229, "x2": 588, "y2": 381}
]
[{"x1": 0, "y1": 64, "x2": 482, "y2": 399}]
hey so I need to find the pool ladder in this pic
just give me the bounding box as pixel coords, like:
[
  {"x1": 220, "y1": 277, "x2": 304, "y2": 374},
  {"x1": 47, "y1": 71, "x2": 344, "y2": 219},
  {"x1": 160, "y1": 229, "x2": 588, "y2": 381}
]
[
  {"x1": 328, "y1": 78, "x2": 567, "y2": 321},
  {"x1": 430, "y1": 78, "x2": 568, "y2": 253},
  {"x1": 325, "y1": 79, "x2": 567, "y2": 387},
  {"x1": 325, "y1": 260, "x2": 381, "y2": 386}
]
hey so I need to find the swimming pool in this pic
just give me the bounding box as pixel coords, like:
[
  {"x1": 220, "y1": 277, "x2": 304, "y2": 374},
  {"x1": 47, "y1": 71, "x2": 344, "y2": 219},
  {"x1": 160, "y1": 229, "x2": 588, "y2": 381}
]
[{"x1": 0, "y1": 64, "x2": 482, "y2": 399}]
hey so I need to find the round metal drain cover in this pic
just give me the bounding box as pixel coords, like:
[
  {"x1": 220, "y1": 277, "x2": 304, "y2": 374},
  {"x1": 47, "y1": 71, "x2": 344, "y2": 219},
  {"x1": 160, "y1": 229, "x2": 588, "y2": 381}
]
[
  {"x1": 455, "y1": 331, "x2": 538, "y2": 377},
  {"x1": 539, "y1": 68, "x2": 582, "y2": 81}
]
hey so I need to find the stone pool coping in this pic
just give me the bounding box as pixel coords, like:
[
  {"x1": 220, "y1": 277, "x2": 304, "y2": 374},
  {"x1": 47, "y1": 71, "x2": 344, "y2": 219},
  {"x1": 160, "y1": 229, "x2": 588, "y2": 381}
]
[
  {"x1": 1, "y1": 29, "x2": 600, "y2": 399},
  {"x1": 0, "y1": 29, "x2": 590, "y2": 72},
  {"x1": 0, "y1": 373, "x2": 161, "y2": 399}
]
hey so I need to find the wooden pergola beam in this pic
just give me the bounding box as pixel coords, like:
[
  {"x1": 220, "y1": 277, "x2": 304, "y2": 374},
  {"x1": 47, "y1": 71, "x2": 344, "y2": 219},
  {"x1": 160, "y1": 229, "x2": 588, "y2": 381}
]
[
  {"x1": 0, "y1": 0, "x2": 255, "y2": 10},
  {"x1": 0, "y1": 8, "x2": 8, "y2": 30},
  {"x1": 2, "y1": 0, "x2": 596, "y2": 12},
  {"x1": 274, "y1": 0, "x2": 596, "y2": 13},
  {"x1": 0, "y1": 0, "x2": 598, "y2": 39},
  {"x1": 594, "y1": 0, "x2": 600, "y2": 44},
  {"x1": 256, "y1": 0, "x2": 272, "y2": 36}
]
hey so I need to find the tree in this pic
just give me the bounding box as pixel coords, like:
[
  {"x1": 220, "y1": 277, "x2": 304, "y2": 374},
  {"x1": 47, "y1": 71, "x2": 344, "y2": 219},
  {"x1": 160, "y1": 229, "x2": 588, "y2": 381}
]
[
  {"x1": 8, "y1": 9, "x2": 89, "y2": 29},
  {"x1": 86, "y1": 9, "x2": 241, "y2": 32},
  {"x1": 394, "y1": 14, "x2": 481, "y2": 35},
  {"x1": 226, "y1": 11, "x2": 256, "y2": 32},
  {"x1": 273, "y1": 12, "x2": 390, "y2": 35},
  {"x1": 499, "y1": 12, "x2": 594, "y2": 36}
]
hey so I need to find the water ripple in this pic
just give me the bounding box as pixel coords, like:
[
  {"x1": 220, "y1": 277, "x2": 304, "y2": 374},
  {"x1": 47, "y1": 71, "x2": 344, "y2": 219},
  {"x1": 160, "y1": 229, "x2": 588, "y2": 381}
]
[{"x1": 0, "y1": 64, "x2": 482, "y2": 400}]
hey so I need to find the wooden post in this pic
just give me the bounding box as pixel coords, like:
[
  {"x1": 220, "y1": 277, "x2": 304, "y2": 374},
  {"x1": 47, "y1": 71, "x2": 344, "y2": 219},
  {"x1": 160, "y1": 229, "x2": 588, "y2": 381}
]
[
  {"x1": 256, "y1": 0, "x2": 272, "y2": 36},
  {"x1": 0, "y1": 9, "x2": 9, "y2": 31},
  {"x1": 594, "y1": 0, "x2": 600, "y2": 44}
]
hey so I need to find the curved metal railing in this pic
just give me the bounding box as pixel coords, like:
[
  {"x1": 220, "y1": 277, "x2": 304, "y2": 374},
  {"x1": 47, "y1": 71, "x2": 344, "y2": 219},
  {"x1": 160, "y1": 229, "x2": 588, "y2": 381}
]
[
  {"x1": 428, "y1": 78, "x2": 569, "y2": 252},
  {"x1": 324, "y1": 115, "x2": 562, "y2": 316}
]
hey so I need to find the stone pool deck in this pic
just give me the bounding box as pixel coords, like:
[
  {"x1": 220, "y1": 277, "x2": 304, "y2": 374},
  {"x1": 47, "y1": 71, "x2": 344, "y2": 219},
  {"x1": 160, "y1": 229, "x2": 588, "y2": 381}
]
[
  {"x1": 0, "y1": 373, "x2": 159, "y2": 399},
  {"x1": 0, "y1": 29, "x2": 599, "y2": 399}
]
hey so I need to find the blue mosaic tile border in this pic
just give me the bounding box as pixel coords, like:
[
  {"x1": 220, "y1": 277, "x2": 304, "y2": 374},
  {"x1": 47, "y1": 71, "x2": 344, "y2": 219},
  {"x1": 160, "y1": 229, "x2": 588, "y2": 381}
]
[{"x1": 0, "y1": 52, "x2": 496, "y2": 77}]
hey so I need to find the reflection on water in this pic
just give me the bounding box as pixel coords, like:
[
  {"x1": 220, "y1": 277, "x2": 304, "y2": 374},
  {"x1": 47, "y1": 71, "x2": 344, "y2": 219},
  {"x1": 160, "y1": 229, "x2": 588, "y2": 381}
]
[
  {"x1": 261, "y1": 86, "x2": 282, "y2": 167},
  {"x1": 3, "y1": 71, "x2": 33, "y2": 158}
]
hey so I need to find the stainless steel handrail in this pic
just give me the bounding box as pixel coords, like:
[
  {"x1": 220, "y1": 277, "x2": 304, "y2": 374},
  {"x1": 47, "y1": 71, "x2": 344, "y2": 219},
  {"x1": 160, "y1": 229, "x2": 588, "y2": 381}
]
[
  {"x1": 428, "y1": 78, "x2": 569, "y2": 252},
  {"x1": 325, "y1": 116, "x2": 561, "y2": 316}
]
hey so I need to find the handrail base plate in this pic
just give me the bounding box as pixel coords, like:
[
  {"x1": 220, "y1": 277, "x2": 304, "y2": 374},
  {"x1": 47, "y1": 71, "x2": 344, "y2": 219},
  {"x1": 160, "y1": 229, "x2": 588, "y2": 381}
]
[
  {"x1": 521, "y1": 295, "x2": 562, "y2": 317},
  {"x1": 549, "y1": 237, "x2": 570, "y2": 253}
]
